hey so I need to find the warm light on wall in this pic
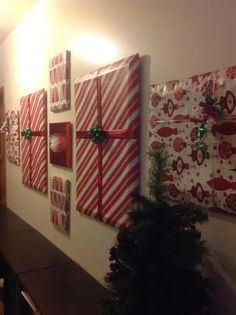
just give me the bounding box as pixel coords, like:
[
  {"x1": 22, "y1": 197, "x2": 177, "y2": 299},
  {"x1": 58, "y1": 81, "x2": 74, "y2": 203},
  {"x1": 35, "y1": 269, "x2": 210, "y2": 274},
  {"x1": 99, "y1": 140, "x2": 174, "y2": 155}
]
[
  {"x1": 72, "y1": 35, "x2": 118, "y2": 65},
  {"x1": 15, "y1": 0, "x2": 48, "y2": 91}
]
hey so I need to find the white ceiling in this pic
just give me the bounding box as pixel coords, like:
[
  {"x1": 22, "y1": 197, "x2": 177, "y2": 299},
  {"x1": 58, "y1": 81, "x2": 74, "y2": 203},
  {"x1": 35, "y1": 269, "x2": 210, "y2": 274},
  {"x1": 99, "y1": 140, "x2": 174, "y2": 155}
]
[{"x1": 0, "y1": 0, "x2": 38, "y2": 43}]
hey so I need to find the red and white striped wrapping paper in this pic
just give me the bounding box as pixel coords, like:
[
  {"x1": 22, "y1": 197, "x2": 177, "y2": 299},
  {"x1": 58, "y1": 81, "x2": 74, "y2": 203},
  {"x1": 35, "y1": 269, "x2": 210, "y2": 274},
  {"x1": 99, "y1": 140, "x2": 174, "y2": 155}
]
[
  {"x1": 149, "y1": 64, "x2": 236, "y2": 215},
  {"x1": 49, "y1": 51, "x2": 71, "y2": 112},
  {"x1": 20, "y1": 89, "x2": 47, "y2": 193},
  {"x1": 50, "y1": 176, "x2": 70, "y2": 234},
  {"x1": 75, "y1": 54, "x2": 140, "y2": 229},
  {"x1": 5, "y1": 110, "x2": 20, "y2": 165}
]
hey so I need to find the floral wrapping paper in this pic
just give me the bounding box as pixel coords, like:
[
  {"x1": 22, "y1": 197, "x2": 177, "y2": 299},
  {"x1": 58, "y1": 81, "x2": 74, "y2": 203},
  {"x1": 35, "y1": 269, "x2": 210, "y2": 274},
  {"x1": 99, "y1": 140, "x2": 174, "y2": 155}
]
[
  {"x1": 5, "y1": 110, "x2": 20, "y2": 165},
  {"x1": 50, "y1": 175, "x2": 70, "y2": 234},
  {"x1": 149, "y1": 65, "x2": 236, "y2": 215}
]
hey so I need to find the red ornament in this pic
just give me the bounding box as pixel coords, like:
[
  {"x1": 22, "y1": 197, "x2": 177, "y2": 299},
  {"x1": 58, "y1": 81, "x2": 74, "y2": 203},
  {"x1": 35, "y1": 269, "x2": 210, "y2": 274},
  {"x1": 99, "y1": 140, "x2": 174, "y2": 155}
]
[
  {"x1": 212, "y1": 122, "x2": 236, "y2": 136},
  {"x1": 156, "y1": 126, "x2": 178, "y2": 137},
  {"x1": 219, "y1": 141, "x2": 236, "y2": 160},
  {"x1": 173, "y1": 137, "x2": 186, "y2": 152},
  {"x1": 207, "y1": 177, "x2": 236, "y2": 191}
]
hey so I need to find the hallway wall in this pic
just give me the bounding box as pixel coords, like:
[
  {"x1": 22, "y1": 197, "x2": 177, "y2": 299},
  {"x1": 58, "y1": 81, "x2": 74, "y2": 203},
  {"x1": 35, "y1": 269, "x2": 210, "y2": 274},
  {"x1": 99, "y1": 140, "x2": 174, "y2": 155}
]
[{"x1": 0, "y1": 1, "x2": 236, "y2": 311}]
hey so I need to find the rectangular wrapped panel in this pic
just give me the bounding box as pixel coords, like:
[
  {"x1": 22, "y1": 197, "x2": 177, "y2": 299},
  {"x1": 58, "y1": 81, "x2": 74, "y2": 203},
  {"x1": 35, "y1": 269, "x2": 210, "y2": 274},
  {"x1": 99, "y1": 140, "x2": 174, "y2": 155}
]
[
  {"x1": 49, "y1": 51, "x2": 71, "y2": 112},
  {"x1": 5, "y1": 110, "x2": 20, "y2": 165},
  {"x1": 20, "y1": 89, "x2": 47, "y2": 193},
  {"x1": 149, "y1": 64, "x2": 236, "y2": 215},
  {"x1": 75, "y1": 54, "x2": 140, "y2": 228},
  {"x1": 50, "y1": 176, "x2": 70, "y2": 233}
]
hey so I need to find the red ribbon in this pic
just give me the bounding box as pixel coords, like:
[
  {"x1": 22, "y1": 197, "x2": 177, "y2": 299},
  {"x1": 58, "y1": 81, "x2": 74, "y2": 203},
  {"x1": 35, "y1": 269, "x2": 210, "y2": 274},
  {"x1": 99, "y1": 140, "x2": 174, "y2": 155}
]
[
  {"x1": 76, "y1": 77, "x2": 137, "y2": 220},
  {"x1": 21, "y1": 130, "x2": 46, "y2": 137}
]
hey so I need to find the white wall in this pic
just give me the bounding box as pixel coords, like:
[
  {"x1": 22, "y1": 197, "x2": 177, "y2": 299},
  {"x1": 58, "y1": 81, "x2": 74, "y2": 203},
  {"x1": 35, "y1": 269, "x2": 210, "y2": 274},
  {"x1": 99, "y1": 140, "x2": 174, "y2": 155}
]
[{"x1": 1, "y1": 0, "x2": 236, "y2": 309}]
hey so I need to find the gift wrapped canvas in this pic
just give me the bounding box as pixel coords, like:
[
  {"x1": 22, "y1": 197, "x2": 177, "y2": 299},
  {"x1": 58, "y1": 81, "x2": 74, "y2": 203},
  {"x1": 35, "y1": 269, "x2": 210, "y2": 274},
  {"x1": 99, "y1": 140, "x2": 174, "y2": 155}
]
[
  {"x1": 75, "y1": 54, "x2": 140, "y2": 229},
  {"x1": 49, "y1": 122, "x2": 72, "y2": 168},
  {"x1": 50, "y1": 175, "x2": 70, "y2": 234},
  {"x1": 20, "y1": 89, "x2": 47, "y2": 193},
  {"x1": 49, "y1": 50, "x2": 71, "y2": 112},
  {"x1": 149, "y1": 65, "x2": 236, "y2": 215},
  {"x1": 5, "y1": 110, "x2": 20, "y2": 165}
]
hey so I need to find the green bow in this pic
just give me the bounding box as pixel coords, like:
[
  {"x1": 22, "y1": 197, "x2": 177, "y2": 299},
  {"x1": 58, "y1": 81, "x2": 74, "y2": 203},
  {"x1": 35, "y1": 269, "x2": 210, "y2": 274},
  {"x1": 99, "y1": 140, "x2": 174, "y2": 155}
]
[
  {"x1": 23, "y1": 127, "x2": 33, "y2": 140},
  {"x1": 90, "y1": 126, "x2": 106, "y2": 144}
]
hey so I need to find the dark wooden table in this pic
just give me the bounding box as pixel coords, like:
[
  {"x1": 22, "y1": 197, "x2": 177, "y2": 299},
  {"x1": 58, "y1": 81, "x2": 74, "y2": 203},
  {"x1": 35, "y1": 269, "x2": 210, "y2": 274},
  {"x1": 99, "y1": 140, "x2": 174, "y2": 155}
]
[
  {"x1": 19, "y1": 262, "x2": 106, "y2": 315},
  {"x1": 0, "y1": 230, "x2": 71, "y2": 274},
  {"x1": 0, "y1": 206, "x2": 106, "y2": 315},
  {"x1": 0, "y1": 206, "x2": 32, "y2": 236}
]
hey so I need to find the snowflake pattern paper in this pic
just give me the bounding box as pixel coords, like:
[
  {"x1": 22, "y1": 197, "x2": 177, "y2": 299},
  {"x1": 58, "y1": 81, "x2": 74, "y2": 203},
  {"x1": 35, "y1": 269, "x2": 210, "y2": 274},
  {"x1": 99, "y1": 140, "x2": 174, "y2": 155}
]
[
  {"x1": 49, "y1": 51, "x2": 71, "y2": 112},
  {"x1": 50, "y1": 176, "x2": 70, "y2": 234},
  {"x1": 149, "y1": 65, "x2": 236, "y2": 215}
]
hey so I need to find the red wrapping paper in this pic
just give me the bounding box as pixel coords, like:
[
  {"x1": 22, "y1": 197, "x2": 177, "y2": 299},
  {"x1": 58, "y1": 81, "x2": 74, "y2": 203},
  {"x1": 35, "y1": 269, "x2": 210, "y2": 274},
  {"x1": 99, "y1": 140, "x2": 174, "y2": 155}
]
[
  {"x1": 75, "y1": 54, "x2": 140, "y2": 228},
  {"x1": 20, "y1": 89, "x2": 47, "y2": 193}
]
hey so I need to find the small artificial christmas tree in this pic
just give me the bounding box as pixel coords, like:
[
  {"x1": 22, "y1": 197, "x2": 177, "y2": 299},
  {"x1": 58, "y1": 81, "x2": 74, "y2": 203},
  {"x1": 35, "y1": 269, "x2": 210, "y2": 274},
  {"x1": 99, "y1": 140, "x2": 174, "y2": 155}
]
[{"x1": 102, "y1": 146, "x2": 209, "y2": 315}]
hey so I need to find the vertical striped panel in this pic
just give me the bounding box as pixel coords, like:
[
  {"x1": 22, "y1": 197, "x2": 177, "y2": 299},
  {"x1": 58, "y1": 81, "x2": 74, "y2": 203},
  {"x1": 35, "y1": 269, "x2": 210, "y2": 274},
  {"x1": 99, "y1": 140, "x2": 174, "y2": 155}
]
[
  {"x1": 75, "y1": 78, "x2": 99, "y2": 218},
  {"x1": 101, "y1": 55, "x2": 140, "y2": 228},
  {"x1": 20, "y1": 89, "x2": 47, "y2": 193},
  {"x1": 20, "y1": 96, "x2": 31, "y2": 187},
  {"x1": 75, "y1": 54, "x2": 140, "y2": 228}
]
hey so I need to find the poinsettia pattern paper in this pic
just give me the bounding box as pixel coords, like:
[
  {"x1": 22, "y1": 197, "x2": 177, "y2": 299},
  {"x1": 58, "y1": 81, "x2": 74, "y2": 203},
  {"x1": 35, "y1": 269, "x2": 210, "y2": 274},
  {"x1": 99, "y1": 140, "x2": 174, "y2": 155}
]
[
  {"x1": 5, "y1": 110, "x2": 20, "y2": 165},
  {"x1": 50, "y1": 176, "x2": 70, "y2": 234},
  {"x1": 149, "y1": 64, "x2": 236, "y2": 215}
]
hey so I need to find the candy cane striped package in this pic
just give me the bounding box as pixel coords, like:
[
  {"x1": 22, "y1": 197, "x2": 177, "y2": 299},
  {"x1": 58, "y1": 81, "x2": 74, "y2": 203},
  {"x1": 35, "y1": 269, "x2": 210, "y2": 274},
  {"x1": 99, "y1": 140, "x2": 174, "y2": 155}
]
[
  {"x1": 75, "y1": 54, "x2": 140, "y2": 229},
  {"x1": 50, "y1": 176, "x2": 70, "y2": 234},
  {"x1": 149, "y1": 64, "x2": 236, "y2": 215},
  {"x1": 5, "y1": 110, "x2": 20, "y2": 165},
  {"x1": 49, "y1": 51, "x2": 71, "y2": 112},
  {"x1": 20, "y1": 89, "x2": 47, "y2": 193}
]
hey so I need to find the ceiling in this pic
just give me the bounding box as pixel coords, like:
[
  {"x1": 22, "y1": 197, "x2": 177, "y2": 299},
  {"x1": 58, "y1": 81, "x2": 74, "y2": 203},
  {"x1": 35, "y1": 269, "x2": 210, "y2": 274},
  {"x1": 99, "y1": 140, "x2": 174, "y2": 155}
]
[{"x1": 0, "y1": 0, "x2": 38, "y2": 43}]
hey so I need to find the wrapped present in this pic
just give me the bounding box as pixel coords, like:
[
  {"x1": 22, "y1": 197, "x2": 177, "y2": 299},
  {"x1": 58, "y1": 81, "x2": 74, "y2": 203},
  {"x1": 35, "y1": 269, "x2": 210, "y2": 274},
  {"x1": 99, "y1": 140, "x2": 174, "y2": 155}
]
[
  {"x1": 49, "y1": 122, "x2": 72, "y2": 168},
  {"x1": 49, "y1": 50, "x2": 71, "y2": 112},
  {"x1": 20, "y1": 89, "x2": 47, "y2": 193},
  {"x1": 75, "y1": 54, "x2": 140, "y2": 229},
  {"x1": 149, "y1": 64, "x2": 236, "y2": 215},
  {"x1": 5, "y1": 110, "x2": 20, "y2": 165},
  {"x1": 50, "y1": 176, "x2": 70, "y2": 233}
]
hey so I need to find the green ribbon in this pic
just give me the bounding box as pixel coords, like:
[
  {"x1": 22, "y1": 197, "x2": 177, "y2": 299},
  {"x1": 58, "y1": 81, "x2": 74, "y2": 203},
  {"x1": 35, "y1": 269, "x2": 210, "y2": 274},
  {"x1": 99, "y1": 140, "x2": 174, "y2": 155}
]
[
  {"x1": 206, "y1": 96, "x2": 217, "y2": 105},
  {"x1": 23, "y1": 127, "x2": 33, "y2": 140},
  {"x1": 90, "y1": 126, "x2": 106, "y2": 144},
  {"x1": 194, "y1": 139, "x2": 210, "y2": 159},
  {"x1": 212, "y1": 105, "x2": 224, "y2": 116},
  {"x1": 198, "y1": 126, "x2": 207, "y2": 138}
]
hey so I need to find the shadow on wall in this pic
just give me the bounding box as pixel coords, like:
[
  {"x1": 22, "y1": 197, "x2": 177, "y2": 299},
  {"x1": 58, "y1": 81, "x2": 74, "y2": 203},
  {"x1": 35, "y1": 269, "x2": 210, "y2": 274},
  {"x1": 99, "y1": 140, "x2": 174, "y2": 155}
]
[{"x1": 204, "y1": 252, "x2": 236, "y2": 315}]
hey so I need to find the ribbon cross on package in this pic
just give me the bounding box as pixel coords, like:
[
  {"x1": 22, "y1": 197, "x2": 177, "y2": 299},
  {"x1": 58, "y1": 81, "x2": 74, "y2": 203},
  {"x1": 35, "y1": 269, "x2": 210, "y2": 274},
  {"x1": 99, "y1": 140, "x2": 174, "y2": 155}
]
[
  {"x1": 149, "y1": 64, "x2": 236, "y2": 215},
  {"x1": 20, "y1": 89, "x2": 47, "y2": 193},
  {"x1": 75, "y1": 54, "x2": 140, "y2": 229}
]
